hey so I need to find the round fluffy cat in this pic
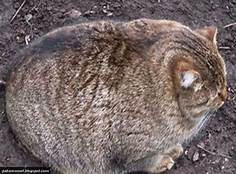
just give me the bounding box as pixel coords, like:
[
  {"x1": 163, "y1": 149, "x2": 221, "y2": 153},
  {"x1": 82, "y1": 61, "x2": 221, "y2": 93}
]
[{"x1": 5, "y1": 19, "x2": 227, "y2": 174}]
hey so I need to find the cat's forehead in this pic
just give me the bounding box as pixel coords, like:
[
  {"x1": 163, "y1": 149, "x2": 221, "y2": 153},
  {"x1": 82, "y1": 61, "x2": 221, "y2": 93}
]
[
  {"x1": 171, "y1": 28, "x2": 227, "y2": 88},
  {"x1": 198, "y1": 52, "x2": 226, "y2": 89}
]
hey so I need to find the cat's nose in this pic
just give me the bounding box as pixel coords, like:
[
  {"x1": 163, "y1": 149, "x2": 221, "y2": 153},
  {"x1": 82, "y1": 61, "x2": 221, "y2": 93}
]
[{"x1": 218, "y1": 88, "x2": 227, "y2": 102}]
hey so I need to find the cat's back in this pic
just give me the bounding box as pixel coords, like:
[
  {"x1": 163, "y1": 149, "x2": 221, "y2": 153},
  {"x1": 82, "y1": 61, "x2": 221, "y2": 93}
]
[
  {"x1": 6, "y1": 18, "x2": 188, "y2": 123},
  {"x1": 5, "y1": 18, "x2": 187, "y2": 84}
]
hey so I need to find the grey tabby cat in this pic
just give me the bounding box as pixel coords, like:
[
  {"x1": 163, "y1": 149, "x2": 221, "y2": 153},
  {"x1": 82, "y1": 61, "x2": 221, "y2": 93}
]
[{"x1": 4, "y1": 19, "x2": 227, "y2": 174}]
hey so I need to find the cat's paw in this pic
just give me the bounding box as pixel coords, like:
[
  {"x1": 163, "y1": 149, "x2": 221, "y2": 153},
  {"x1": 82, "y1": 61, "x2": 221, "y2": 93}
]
[
  {"x1": 166, "y1": 143, "x2": 183, "y2": 160},
  {"x1": 149, "y1": 144, "x2": 183, "y2": 173},
  {"x1": 149, "y1": 155, "x2": 175, "y2": 173}
]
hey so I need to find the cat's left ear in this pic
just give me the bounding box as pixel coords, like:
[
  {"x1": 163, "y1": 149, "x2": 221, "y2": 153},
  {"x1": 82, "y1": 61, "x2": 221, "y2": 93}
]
[{"x1": 196, "y1": 26, "x2": 218, "y2": 45}]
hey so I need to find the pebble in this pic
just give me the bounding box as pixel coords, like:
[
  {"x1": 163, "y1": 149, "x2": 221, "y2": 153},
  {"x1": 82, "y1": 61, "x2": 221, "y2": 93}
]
[
  {"x1": 193, "y1": 151, "x2": 200, "y2": 161},
  {"x1": 67, "y1": 9, "x2": 82, "y2": 18},
  {"x1": 107, "y1": 12, "x2": 113, "y2": 16},
  {"x1": 84, "y1": 10, "x2": 95, "y2": 15}
]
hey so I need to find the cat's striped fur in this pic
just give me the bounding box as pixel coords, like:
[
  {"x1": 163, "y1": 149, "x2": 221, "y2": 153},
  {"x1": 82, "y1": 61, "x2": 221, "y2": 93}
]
[{"x1": 5, "y1": 19, "x2": 227, "y2": 174}]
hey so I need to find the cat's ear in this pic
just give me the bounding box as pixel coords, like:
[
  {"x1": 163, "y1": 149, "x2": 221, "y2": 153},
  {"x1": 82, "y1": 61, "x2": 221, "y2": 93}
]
[
  {"x1": 175, "y1": 62, "x2": 201, "y2": 89},
  {"x1": 179, "y1": 70, "x2": 199, "y2": 88},
  {"x1": 196, "y1": 26, "x2": 217, "y2": 45}
]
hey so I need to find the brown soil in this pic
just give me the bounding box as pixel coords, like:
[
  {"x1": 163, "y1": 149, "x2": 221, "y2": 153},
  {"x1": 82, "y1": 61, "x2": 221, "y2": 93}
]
[{"x1": 0, "y1": 0, "x2": 235, "y2": 174}]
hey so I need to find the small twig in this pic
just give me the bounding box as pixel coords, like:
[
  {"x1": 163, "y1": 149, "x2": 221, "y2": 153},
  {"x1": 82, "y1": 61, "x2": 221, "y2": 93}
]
[
  {"x1": 197, "y1": 145, "x2": 232, "y2": 159},
  {"x1": 10, "y1": 0, "x2": 27, "y2": 23},
  {"x1": 219, "y1": 46, "x2": 231, "y2": 50},
  {"x1": 223, "y1": 22, "x2": 236, "y2": 28},
  {"x1": 25, "y1": 35, "x2": 30, "y2": 45}
]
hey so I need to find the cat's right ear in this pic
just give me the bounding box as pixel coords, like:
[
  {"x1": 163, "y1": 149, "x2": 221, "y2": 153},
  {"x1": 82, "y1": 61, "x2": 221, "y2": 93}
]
[
  {"x1": 175, "y1": 61, "x2": 201, "y2": 90},
  {"x1": 196, "y1": 26, "x2": 218, "y2": 45},
  {"x1": 178, "y1": 70, "x2": 199, "y2": 89}
]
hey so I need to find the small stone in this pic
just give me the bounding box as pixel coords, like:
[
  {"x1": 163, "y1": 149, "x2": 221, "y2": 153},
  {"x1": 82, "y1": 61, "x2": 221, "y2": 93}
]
[
  {"x1": 193, "y1": 151, "x2": 200, "y2": 161},
  {"x1": 198, "y1": 142, "x2": 205, "y2": 148},
  {"x1": 59, "y1": 9, "x2": 66, "y2": 13},
  {"x1": 84, "y1": 10, "x2": 95, "y2": 16},
  {"x1": 186, "y1": 146, "x2": 197, "y2": 160},
  {"x1": 103, "y1": 9, "x2": 108, "y2": 13},
  {"x1": 107, "y1": 12, "x2": 113, "y2": 16},
  {"x1": 90, "y1": 10, "x2": 95, "y2": 14},
  {"x1": 67, "y1": 9, "x2": 82, "y2": 18}
]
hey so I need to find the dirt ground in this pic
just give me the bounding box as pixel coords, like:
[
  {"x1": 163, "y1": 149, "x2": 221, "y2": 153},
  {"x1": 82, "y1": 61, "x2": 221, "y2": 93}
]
[{"x1": 0, "y1": 0, "x2": 235, "y2": 173}]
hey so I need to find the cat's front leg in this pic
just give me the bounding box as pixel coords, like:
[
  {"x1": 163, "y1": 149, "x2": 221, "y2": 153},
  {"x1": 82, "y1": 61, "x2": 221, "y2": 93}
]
[{"x1": 127, "y1": 144, "x2": 183, "y2": 174}]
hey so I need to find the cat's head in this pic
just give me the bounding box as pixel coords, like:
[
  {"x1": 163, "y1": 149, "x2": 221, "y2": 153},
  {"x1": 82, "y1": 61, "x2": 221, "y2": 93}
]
[{"x1": 170, "y1": 26, "x2": 227, "y2": 119}]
